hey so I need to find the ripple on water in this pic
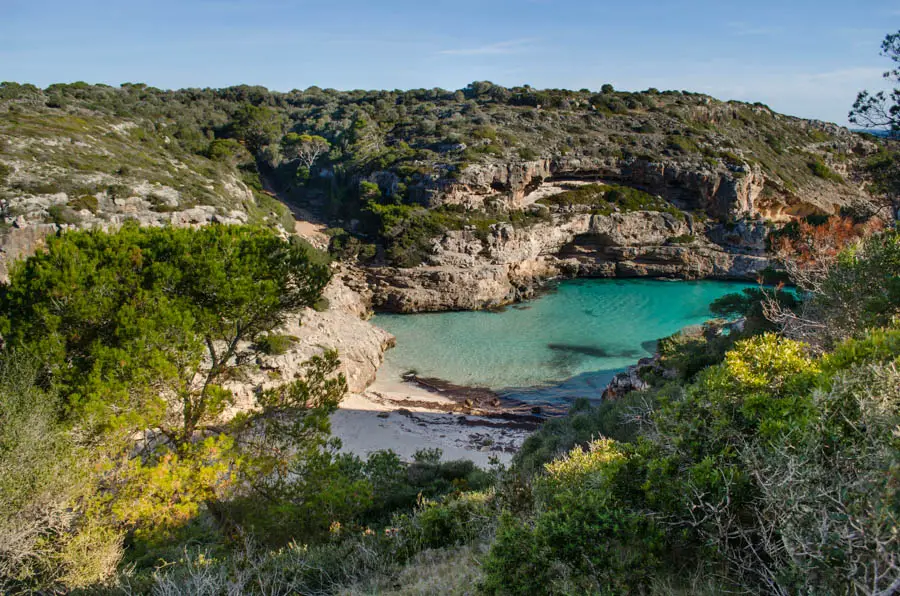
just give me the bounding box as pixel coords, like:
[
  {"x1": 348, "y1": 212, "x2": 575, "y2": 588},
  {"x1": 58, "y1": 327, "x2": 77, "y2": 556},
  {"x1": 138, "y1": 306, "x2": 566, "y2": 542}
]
[{"x1": 373, "y1": 279, "x2": 756, "y2": 404}]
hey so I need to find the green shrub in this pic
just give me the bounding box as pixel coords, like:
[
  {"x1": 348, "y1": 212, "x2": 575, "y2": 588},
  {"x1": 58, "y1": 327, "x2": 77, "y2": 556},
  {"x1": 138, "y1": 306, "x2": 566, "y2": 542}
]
[
  {"x1": 146, "y1": 193, "x2": 179, "y2": 212},
  {"x1": 808, "y1": 159, "x2": 843, "y2": 182},
  {"x1": 471, "y1": 126, "x2": 498, "y2": 141},
  {"x1": 709, "y1": 287, "x2": 799, "y2": 333},
  {"x1": 105, "y1": 183, "x2": 130, "y2": 199},
  {"x1": 484, "y1": 440, "x2": 665, "y2": 594},
  {"x1": 514, "y1": 392, "x2": 657, "y2": 474},
  {"x1": 46, "y1": 204, "x2": 79, "y2": 225},
  {"x1": 254, "y1": 333, "x2": 299, "y2": 355},
  {"x1": 667, "y1": 234, "x2": 695, "y2": 244},
  {"x1": 537, "y1": 183, "x2": 684, "y2": 219},
  {"x1": 67, "y1": 194, "x2": 99, "y2": 213},
  {"x1": 667, "y1": 134, "x2": 701, "y2": 153},
  {"x1": 404, "y1": 491, "x2": 493, "y2": 551},
  {"x1": 206, "y1": 138, "x2": 249, "y2": 163}
]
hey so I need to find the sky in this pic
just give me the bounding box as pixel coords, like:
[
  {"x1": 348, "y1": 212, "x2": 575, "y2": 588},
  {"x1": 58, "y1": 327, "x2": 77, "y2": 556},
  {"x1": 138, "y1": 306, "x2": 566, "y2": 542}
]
[{"x1": 1, "y1": 0, "x2": 898, "y2": 126}]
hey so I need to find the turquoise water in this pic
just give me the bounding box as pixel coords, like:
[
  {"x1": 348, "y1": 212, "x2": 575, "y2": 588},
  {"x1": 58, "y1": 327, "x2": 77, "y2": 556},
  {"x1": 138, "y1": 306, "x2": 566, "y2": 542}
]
[{"x1": 373, "y1": 279, "x2": 756, "y2": 404}]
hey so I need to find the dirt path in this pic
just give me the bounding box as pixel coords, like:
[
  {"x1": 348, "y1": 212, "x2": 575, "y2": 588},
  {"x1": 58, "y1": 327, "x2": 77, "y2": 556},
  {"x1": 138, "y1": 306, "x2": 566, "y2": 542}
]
[{"x1": 257, "y1": 165, "x2": 331, "y2": 248}]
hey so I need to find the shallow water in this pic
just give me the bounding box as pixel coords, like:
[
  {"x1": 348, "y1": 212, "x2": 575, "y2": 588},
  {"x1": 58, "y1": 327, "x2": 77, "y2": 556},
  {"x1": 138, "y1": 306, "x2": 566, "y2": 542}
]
[{"x1": 373, "y1": 279, "x2": 756, "y2": 404}]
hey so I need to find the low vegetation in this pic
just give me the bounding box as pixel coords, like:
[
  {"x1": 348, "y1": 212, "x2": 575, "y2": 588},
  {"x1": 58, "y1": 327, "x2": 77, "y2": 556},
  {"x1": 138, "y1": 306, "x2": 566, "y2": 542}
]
[
  {"x1": 536, "y1": 183, "x2": 685, "y2": 218},
  {"x1": 486, "y1": 227, "x2": 900, "y2": 595},
  {"x1": 0, "y1": 224, "x2": 498, "y2": 593},
  {"x1": 1, "y1": 217, "x2": 896, "y2": 595},
  {"x1": 1, "y1": 77, "x2": 868, "y2": 267},
  {"x1": 1, "y1": 27, "x2": 898, "y2": 595}
]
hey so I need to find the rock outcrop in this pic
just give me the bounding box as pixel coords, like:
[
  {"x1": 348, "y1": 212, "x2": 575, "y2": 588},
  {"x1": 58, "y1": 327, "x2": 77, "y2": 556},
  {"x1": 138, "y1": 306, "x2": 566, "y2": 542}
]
[
  {"x1": 226, "y1": 270, "x2": 395, "y2": 414},
  {"x1": 0, "y1": 222, "x2": 58, "y2": 281},
  {"x1": 367, "y1": 210, "x2": 772, "y2": 313},
  {"x1": 421, "y1": 154, "x2": 876, "y2": 223}
]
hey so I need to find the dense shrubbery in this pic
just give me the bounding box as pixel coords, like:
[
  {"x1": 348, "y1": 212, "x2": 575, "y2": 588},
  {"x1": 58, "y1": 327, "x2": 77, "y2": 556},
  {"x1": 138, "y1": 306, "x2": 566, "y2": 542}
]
[
  {"x1": 1, "y1": 216, "x2": 897, "y2": 595},
  {"x1": 0, "y1": 225, "x2": 494, "y2": 593},
  {"x1": 808, "y1": 158, "x2": 844, "y2": 182},
  {"x1": 1, "y1": 78, "x2": 862, "y2": 267},
  {"x1": 537, "y1": 183, "x2": 685, "y2": 219},
  {"x1": 482, "y1": 230, "x2": 900, "y2": 595}
]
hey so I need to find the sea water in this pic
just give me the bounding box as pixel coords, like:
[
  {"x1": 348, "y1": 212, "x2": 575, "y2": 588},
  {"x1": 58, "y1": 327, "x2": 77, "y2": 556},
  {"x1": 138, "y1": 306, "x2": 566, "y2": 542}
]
[{"x1": 372, "y1": 279, "x2": 757, "y2": 404}]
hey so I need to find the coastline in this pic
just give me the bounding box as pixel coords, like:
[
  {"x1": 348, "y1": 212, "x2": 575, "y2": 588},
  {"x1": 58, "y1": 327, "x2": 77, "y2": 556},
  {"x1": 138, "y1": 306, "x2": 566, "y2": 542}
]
[
  {"x1": 330, "y1": 278, "x2": 754, "y2": 466},
  {"x1": 331, "y1": 373, "x2": 540, "y2": 466}
]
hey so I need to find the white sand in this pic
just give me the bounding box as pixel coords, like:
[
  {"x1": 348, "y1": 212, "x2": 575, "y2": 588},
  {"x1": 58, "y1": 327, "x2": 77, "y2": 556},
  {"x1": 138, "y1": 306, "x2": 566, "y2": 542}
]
[{"x1": 331, "y1": 377, "x2": 531, "y2": 467}]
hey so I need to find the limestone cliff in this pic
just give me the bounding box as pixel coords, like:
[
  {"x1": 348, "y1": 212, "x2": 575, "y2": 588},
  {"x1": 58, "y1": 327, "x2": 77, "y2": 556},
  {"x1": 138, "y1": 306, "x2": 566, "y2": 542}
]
[
  {"x1": 366, "y1": 210, "x2": 771, "y2": 313},
  {"x1": 424, "y1": 153, "x2": 876, "y2": 222},
  {"x1": 226, "y1": 269, "x2": 395, "y2": 415}
]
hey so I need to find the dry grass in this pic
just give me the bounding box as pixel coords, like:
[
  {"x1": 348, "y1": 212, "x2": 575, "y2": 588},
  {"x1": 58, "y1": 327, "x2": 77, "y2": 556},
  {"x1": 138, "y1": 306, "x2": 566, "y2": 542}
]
[{"x1": 339, "y1": 544, "x2": 486, "y2": 596}]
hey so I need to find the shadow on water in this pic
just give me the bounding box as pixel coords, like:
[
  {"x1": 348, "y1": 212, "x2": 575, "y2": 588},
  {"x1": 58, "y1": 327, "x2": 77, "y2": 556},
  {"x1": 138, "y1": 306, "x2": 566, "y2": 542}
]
[
  {"x1": 547, "y1": 343, "x2": 642, "y2": 359},
  {"x1": 499, "y1": 368, "x2": 625, "y2": 405}
]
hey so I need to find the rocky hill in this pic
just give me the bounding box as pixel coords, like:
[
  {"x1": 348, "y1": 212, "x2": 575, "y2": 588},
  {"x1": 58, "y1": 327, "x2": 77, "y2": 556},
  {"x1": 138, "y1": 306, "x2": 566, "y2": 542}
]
[{"x1": 0, "y1": 81, "x2": 892, "y2": 303}]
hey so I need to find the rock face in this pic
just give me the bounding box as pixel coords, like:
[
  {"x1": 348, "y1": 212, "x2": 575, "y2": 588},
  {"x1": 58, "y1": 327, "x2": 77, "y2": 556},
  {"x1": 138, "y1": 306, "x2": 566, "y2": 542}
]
[
  {"x1": 367, "y1": 210, "x2": 772, "y2": 313},
  {"x1": 422, "y1": 155, "x2": 875, "y2": 222},
  {"x1": 0, "y1": 222, "x2": 58, "y2": 281},
  {"x1": 226, "y1": 271, "x2": 395, "y2": 414}
]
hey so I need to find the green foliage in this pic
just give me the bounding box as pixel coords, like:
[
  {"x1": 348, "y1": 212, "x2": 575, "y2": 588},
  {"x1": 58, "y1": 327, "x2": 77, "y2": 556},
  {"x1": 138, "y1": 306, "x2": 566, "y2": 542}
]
[
  {"x1": 517, "y1": 147, "x2": 539, "y2": 160},
  {"x1": 134, "y1": 488, "x2": 497, "y2": 595},
  {"x1": 231, "y1": 103, "x2": 282, "y2": 151},
  {"x1": 488, "y1": 231, "x2": 900, "y2": 594},
  {"x1": 254, "y1": 333, "x2": 299, "y2": 355},
  {"x1": 0, "y1": 352, "x2": 119, "y2": 593},
  {"x1": 656, "y1": 326, "x2": 737, "y2": 380},
  {"x1": 667, "y1": 233, "x2": 695, "y2": 244},
  {"x1": 514, "y1": 393, "x2": 657, "y2": 474},
  {"x1": 808, "y1": 159, "x2": 844, "y2": 182},
  {"x1": 45, "y1": 203, "x2": 78, "y2": 225},
  {"x1": 66, "y1": 194, "x2": 99, "y2": 213},
  {"x1": 206, "y1": 137, "x2": 249, "y2": 164},
  {"x1": 282, "y1": 133, "x2": 330, "y2": 168},
  {"x1": 327, "y1": 228, "x2": 378, "y2": 263},
  {"x1": 799, "y1": 230, "x2": 900, "y2": 348},
  {"x1": 364, "y1": 202, "x2": 447, "y2": 266},
  {"x1": 863, "y1": 146, "x2": 900, "y2": 197},
  {"x1": 709, "y1": 286, "x2": 799, "y2": 333},
  {"x1": 0, "y1": 224, "x2": 339, "y2": 585},
  {"x1": 0, "y1": 80, "x2": 857, "y2": 266},
  {"x1": 363, "y1": 449, "x2": 492, "y2": 524},
  {"x1": 537, "y1": 183, "x2": 685, "y2": 219},
  {"x1": 667, "y1": 134, "x2": 701, "y2": 153},
  {"x1": 485, "y1": 440, "x2": 665, "y2": 594}
]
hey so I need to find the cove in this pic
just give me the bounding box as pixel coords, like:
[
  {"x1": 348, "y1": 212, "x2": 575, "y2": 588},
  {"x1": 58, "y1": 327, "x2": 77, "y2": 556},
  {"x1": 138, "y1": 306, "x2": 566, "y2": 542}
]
[{"x1": 372, "y1": 279, "x2": 757, "y2": 404}]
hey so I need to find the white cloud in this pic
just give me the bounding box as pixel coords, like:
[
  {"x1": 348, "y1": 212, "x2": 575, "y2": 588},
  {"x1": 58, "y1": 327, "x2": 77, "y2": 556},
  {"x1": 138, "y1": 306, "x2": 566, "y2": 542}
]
[
  {"x1": 439, "y1": 38, "x2": 538, "y2": 57},
  {"x1": 727, "y1": 22, "x2": 783, "y2": 37}
]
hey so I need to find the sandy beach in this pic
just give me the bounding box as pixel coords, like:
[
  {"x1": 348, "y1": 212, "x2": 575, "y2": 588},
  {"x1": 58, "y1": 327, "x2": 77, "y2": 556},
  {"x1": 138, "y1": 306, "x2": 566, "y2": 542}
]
[{"x1": 331, "y1": 374, "x2": 537, "y2": 466}]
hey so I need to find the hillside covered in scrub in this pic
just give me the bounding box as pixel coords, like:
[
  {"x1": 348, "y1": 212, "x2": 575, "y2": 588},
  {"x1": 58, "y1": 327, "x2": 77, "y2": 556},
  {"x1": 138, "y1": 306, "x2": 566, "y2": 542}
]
[
  {"x1": 0, "y1": 80, "x2": 891, "y2": 278},
  {"x1": 1, "y1": 211, "x2": 898, "y2": 595},
  {"x1": 1, "y1": 58, "x2": 900, "y2": 595}
]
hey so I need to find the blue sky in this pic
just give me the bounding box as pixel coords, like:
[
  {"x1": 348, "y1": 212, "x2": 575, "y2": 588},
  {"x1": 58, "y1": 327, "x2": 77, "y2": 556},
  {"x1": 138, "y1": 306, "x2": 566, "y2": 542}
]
[{"x1": 1, "y1": 0, "x2": 897, "y2": 125}]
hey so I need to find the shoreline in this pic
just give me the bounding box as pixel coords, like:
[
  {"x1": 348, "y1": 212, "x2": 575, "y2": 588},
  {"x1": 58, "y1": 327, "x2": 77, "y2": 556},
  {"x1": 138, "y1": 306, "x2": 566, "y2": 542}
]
[
  {"x1": 330, "y1": 373, "x2": 542, "y2": 466},
  {"x1": 330, "y1": 277, "x2": 756, "y2": 467}
]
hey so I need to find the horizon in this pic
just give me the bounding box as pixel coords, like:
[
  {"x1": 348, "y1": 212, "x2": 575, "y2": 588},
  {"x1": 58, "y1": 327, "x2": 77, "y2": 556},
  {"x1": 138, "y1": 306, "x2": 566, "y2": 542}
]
[{"x1": 2, "y1": 0, "x2": 899, "y2": 127}]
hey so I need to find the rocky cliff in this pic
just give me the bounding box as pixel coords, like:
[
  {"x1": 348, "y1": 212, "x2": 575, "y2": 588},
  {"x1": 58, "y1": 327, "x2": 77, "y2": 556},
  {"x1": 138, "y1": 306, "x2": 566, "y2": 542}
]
[
  {"x1": 225, "y1": 268, "x2": 395, "y2": 415},
  {"x1": 426, "y1": 152, "x2": 876, "y2": 222},
  {"x1": 1, "y1": 82, "x2": 889, "y2": 315},
  {"x1": 366, "y1": 210, "x2": 772, "y2": 313}
]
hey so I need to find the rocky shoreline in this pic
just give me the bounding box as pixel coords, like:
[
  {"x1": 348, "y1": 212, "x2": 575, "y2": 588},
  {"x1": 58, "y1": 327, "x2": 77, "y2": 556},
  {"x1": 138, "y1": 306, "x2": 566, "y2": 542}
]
[
  {"x1": 1, "y1": 152, "x2": 887, "y2": 465},
  {"x1": 365, "y1": 207, "x2": 774, "y2": 313}
]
